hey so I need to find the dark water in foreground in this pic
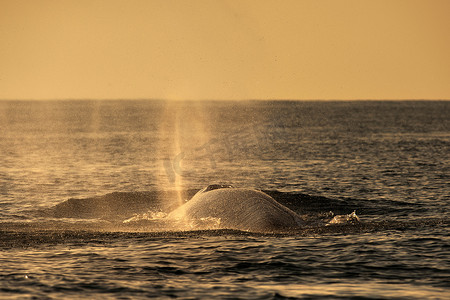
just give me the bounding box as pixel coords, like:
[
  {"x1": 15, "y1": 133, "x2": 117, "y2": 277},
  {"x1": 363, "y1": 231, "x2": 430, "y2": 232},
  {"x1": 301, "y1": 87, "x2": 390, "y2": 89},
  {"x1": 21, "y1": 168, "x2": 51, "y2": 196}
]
[
  {"x1": 0, "y1": 100, "x2": 449, "y2": 299},
  {"x1": 1, "y1": 228, "x2": 448, "y2": 299}
]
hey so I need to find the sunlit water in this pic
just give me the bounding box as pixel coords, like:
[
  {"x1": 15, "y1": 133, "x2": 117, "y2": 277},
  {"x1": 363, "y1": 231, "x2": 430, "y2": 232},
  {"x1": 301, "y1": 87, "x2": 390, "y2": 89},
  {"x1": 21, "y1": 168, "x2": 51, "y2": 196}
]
[{"x1": 0, "y1": 100, "x2": 449, "y2": 299}]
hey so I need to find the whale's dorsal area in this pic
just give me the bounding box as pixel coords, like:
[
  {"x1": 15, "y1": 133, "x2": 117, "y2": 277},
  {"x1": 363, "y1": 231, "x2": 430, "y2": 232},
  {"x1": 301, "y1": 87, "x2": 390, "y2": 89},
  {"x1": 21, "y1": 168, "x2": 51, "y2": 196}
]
[{"x1": 167, "y1": 185, "x2": 304, "y2": 232}]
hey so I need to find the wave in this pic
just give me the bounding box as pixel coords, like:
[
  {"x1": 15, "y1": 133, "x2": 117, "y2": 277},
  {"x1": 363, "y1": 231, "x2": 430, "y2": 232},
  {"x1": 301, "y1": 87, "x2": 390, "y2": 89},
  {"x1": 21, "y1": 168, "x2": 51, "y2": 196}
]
[
  {"x1": 0, "y1": 189, "x2": 437, "y2": 236},
  {"x1": 37, "y1": 190, "x2": 361, "y2": 221},
  {"x1": 1, "y1": 218, "x2": 448, "y2": 250},
  {"x1": 37, "y1": 189, "x2": 426, "y2": 221}
]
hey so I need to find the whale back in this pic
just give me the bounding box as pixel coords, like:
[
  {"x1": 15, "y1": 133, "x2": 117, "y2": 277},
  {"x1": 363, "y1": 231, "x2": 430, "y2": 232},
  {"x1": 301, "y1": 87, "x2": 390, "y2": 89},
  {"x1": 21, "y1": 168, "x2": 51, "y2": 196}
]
[{"x1": 168, "y1": 188, "x2": 304, "y2": 232}]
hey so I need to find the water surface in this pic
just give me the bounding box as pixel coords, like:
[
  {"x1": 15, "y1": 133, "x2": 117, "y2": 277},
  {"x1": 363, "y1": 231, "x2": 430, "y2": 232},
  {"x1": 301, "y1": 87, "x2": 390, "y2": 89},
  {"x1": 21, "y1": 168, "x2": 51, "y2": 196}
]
[{"x1": 0, "y1": 100, "x2": 449, "y2": 299}]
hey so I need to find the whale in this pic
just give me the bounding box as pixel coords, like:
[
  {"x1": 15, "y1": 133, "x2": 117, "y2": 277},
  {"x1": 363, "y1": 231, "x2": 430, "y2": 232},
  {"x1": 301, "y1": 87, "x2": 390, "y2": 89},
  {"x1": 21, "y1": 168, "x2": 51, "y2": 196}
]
[{"x1": 167, "y1": 185, "x2": 305, "y2": 232}]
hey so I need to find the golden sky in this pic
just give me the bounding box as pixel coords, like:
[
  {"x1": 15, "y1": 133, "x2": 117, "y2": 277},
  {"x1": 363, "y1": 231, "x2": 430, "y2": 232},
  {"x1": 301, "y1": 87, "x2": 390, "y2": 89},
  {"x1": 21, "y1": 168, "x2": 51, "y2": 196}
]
[{"x1": 1, "y1": 0, "x2": 449, "y2": 100}]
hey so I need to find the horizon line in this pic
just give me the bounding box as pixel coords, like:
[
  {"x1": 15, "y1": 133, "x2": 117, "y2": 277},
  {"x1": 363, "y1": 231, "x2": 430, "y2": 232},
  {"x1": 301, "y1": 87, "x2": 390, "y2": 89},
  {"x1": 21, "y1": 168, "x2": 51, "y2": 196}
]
[{"x1": 0, "y1": 98, "x2": 449, "y2": 102}]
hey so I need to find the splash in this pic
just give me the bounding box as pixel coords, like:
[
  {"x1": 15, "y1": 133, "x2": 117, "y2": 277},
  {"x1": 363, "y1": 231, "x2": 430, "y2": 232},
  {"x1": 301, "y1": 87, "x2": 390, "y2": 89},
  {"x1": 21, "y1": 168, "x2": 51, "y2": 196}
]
[
  {"x1": 326, "y1": 211, "x2": 360, "y2": 225},
  {"x1": 123, "y1": 211, "x2": 168, "y2": 223},
  {"x1": 122, "y1": 209, "x2": 222, "y2": 232}
]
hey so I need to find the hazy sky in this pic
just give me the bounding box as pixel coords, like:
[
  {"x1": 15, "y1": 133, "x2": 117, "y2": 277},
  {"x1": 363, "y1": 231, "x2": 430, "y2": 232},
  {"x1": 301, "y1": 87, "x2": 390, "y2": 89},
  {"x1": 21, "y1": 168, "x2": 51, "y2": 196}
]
[{"x1": 1, "y1": 0, "x2": 449, "y2": 100}]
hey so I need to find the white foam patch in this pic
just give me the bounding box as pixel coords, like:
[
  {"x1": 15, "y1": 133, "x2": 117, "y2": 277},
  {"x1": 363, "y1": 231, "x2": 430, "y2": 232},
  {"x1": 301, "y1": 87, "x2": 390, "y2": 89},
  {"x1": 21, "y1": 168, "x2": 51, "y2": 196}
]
[{"x1": 326, "y1": 211, "x2": 360, "y2": 225}]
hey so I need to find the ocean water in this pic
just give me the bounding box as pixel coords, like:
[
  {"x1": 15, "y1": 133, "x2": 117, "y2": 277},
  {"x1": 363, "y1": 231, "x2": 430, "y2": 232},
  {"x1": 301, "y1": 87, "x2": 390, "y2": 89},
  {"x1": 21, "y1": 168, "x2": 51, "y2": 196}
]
[{"x1": 0, "y1": 100, "x2": 449, "y2": 299}]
